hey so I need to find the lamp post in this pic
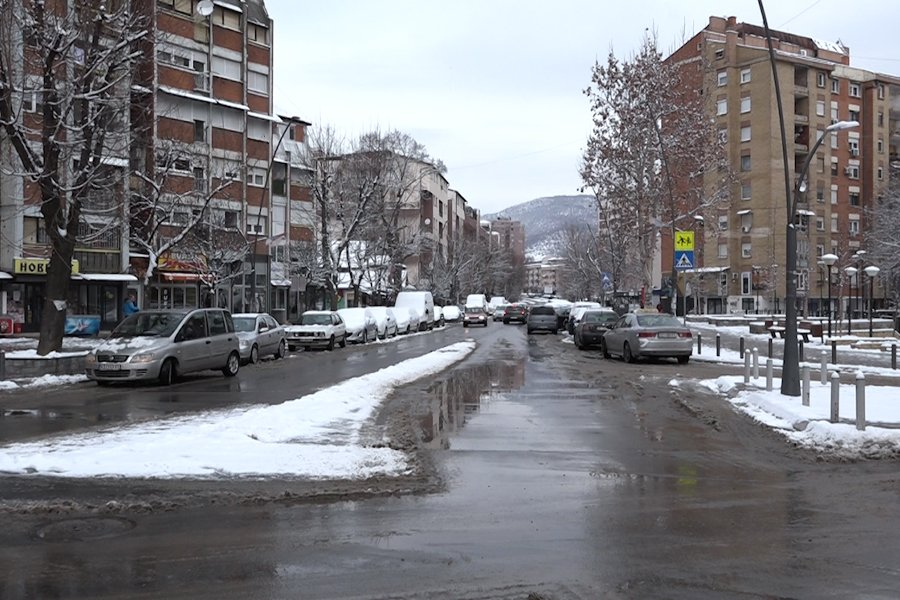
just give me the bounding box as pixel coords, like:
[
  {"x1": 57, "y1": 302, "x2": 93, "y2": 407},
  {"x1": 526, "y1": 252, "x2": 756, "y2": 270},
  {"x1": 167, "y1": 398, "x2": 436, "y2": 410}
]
[
  {"x1": 752, "y1": 265, "x2": 761, "y2": 314},
  {"x1": 782, "y1": 119, "x2": 860, "y2": 394},
  {"x1": 821, "y1": 253, "x2": 838, "y2": 338},
  {"x1": 865, "y1": 265, "x2": 880, "y2": 337},
  {"x1": 844, "y1": 265, "x2": 857, "y2": 334}
]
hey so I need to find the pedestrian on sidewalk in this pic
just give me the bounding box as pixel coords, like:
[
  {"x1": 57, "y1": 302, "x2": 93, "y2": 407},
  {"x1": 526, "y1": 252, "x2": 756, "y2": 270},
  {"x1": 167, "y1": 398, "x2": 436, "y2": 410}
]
[{"x1": 123, "y1": 292, "x2": 140, "y2": 316}]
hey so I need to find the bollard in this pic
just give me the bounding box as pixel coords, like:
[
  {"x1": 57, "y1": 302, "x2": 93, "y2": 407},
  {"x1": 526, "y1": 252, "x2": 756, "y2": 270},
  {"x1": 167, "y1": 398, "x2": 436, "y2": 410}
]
[
  {"x1": 697, "y1": 333, "x2": 702, "y2": 355},
  {"x1": 831, "y1": 340, "x2": 837, "y2": 366},
  {"x1": 830, "y1": 371, "x2": 840, "y2": 423},
  {"x1": 766, "y1": 358, "x2": 773, "y2": 391},
  {"x1": 893, "y1": 344, "x2": 897, "y2": 370},
  {"x1": 716, "y1": 333, "x2": 721, "y2": 357},
  {"x1": 820, "y1": 355, "x2": 828, "y2": 385},
  {"x1": 752, "y1": 347, "x2": 759, "y2": 379},
  {"x1": 802, "y1": 366, "x2": 810, "y2": 406},
  {"x1": 739, "y1": 336, "x2": 745, "y2": 359},
  {"x1": 799, "y1": 340, "x2": 804, "y2": 362},
  {"x1": 744, "y1": 351, "x2": 751, "y2": 384},
  {"x1": 856, "y1": 371, "x2": 866, "y2": 431},
  {"x1": 768, "y1": 338, "x2": 773, "y2": 359},
  {"x1": 0, "y1": 349, "x2": 4, "y2": 381}
]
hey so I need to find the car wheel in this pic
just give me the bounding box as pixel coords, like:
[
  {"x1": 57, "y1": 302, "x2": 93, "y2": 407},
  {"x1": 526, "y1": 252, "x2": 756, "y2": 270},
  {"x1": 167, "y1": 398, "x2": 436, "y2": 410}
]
[
  {"x1": 339, "y1": 335, "x2": 347, "y2": 348},
  {"x1": 463, "y1": 322, "x2": 469, "y2": 328},
  {"x1": 249, "y1": 344, "x2": 259, "y2": 364},
  {"x1": 159, "y1": 358, "x2": 177, "y2": 386},
  {"x1": 96, "y1": 380, "x2": 110, "y2": 387},
  {"x1": 677, "y1": 355, "x2": 690, "y2": 364},
  {"x1": 275, "y1": 339, "x2": 286, "y2": 359},
  {"x1": 362, "y1": 330, "x2": 368, "y2": 344},
  {"x1": 601, "y1": 339, "x2": 611, "y2": 359},
  {"x1": 575, "y1": 335, "x2": 584, "y2": 350},
  {"x1": 623, "y1": 342, "x2": 636, "y2": 363},
  {"x1": 552, "y1": 328, "x2": 558, "y2": 335},
  {"x1": 527, "y1": 328, "x2": 533, "y2": 334},
  {"x1": 327, "y1": 335, "x2": 335, "y2": 351},
  {"x1": 222, "y1": 351, "x2": 240, "y2": 377}
]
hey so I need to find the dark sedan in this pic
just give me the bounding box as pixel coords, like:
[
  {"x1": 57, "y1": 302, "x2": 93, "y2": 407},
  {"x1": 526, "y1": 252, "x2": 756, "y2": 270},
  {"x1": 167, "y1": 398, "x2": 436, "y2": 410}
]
[
  {"x1": 573, "y1": 309, "x2": 618, "y2": 350},
  {"x1": 502, "y1": 304, "x2": 528, "y2": 324}
]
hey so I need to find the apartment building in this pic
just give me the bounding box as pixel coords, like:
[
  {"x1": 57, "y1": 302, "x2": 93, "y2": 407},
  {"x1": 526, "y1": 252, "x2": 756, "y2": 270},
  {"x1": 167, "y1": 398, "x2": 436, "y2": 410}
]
[
  {"x1": 666, "y1": 16, "x2": 899, "y2": 315},
  {"x1": 488, "y1": 218, "x2": 526, "y2": 269}
]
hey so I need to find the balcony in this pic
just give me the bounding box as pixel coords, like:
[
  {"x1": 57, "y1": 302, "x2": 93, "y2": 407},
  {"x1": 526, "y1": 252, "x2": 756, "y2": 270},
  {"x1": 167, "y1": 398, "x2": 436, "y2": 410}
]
[
  {"x1": 193, "y1": 72, "x2": 210, "y2": 94},
  {"x1": 793, "y1": 113, "x2": 809, "y2": 124},
  {"x1": 793, "y1": 85, "x2": 809, "y2": 98}
]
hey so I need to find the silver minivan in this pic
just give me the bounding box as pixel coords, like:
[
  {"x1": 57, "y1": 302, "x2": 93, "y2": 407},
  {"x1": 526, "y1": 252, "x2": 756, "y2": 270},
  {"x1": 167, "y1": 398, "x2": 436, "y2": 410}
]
[{"x1": 85, "y1": 308, "x2": 241, "y2": 385}]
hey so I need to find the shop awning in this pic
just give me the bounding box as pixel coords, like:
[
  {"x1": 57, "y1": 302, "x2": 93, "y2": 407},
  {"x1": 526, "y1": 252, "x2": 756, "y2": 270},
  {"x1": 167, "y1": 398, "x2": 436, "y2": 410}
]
[
  {"x1": 271, "y1": 279, "x2": 292, "y2": 287},
  {"x1": 75, "y1": 273, "x2": 138, "y2": 282},
  {"x1": 0, "y1": 271, "x2": 12, "y2": 280},
  {"x1": 160, "y1": 273, "x2": 202, "y2": 282}
]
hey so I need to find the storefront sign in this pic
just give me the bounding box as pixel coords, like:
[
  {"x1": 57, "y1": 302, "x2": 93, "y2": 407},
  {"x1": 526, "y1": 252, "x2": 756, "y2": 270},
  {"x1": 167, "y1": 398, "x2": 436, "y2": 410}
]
[{"x1": 13, "y1": 258, "x2": 80, "y2": 275}]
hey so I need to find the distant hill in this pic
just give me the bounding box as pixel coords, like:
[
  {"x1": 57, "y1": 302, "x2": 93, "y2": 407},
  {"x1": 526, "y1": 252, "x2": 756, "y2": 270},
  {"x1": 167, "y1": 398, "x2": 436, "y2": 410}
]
[{"x1": 484, "y1": 194, "x2": 596, "y2": 261}]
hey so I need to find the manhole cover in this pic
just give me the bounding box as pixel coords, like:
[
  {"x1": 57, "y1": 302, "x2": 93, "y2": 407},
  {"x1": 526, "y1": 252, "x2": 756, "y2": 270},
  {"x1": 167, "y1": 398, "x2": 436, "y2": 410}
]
[{"x1": 35, "y1": 517, "x2": 135, "y2": 542}]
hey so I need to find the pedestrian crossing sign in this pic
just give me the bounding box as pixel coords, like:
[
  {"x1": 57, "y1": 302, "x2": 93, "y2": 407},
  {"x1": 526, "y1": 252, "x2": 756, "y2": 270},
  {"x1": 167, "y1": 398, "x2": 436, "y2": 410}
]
[{"x1": 675, "y1": 250, "x2": 694, "y2": 270}]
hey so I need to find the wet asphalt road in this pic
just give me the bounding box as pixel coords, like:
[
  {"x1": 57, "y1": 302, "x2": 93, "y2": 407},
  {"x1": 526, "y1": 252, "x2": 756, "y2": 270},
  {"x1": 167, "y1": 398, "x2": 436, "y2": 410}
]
[{"x1": 4, "y1": 323, "x2": 900, "y2": 598}]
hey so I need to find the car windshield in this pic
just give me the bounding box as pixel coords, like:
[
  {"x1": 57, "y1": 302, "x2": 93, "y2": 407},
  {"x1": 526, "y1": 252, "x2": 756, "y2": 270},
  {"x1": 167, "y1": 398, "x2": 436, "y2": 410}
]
[
  {"x1": 300, "y1": 313, "x2": 332, "y2": 325},
  {"x1": 583, "y1": 312, "x2": 617, "y2": 324},
  {"x1": 465, "y1": 307, "x2": 483, "y2": 314},
  {"x1": 531, "y1": 306, "x2": 555, "y2": 315},
  {"x1": 636, "y1": 314, "x2": 684, "y2": 328},
  {"x1": 111, "y1": 311, "x2": 188, "y2": 337},
  {"x1": 232, "y1": 317, "x2": 257, "y2": 332}
]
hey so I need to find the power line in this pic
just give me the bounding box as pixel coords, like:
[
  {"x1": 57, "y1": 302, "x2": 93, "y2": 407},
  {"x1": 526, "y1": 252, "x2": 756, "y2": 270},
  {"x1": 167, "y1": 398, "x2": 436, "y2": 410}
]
[{"x1": 778, "y1": 0, "x2": 822, "y2": 28}]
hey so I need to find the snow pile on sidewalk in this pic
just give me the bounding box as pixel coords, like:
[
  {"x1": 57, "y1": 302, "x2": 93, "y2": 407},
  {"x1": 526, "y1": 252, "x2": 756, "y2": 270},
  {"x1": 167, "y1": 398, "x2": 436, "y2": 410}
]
[{"x1": 0, "y1": 341, "x2": 476, "y2": 479}]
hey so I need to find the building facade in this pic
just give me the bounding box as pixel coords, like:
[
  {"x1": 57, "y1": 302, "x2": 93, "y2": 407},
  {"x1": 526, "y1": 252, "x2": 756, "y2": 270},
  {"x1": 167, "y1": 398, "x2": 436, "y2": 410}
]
[{"x1": 667, "y1": 15, "x2": 899, "y2": 315}]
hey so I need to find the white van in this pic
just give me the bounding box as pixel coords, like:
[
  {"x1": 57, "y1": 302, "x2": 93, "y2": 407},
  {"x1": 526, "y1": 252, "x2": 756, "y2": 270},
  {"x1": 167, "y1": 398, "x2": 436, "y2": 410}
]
[
  {"x1": 394, "y1": 291, "x2": 435, "y2": 331},
  {"x1": 465, "y1": 293, "x2": 490, "y2": 314}
]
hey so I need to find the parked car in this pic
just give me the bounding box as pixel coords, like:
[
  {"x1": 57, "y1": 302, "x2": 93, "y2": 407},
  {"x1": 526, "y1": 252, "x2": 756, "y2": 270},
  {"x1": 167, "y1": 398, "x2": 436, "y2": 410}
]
[
  {"x1": 573, "y1": 309, "x2": 619, "y2": 350},
  {"x1": 567, "y1": 302, "x2": 603, "y2": 334},
  {"x1": 337, "y1": 307, "x2": 379, "y2": 344},
  {"x1": 463, "y1": 306, "x2": 489, "y2": 327},
  {"x1": 502, "y1": 304, "x2": 528, "y2": 324},
  {"x1": 433, "y1": 305, "x2": 446, "y2": 327},
  {"x1": 600, "y1": 310, "x2": 693, "y2": 363},
  {"x1": 394, "y1": 290, "x2": 435, "y2": 331},
  {"x1": 232, "y1": 312, "x2": 286, "y2": 364},
  {"x1": 366, "y1": 306, "x2": 399, "y2": 339},
  {"x1": 442, "y1": 305, "x2": 462, "y2": 322},
  {"x1": 85, "y1": 308, "x2": 240, "y2": 386},
  {"x1": 393, "y1": 306, "x2": 412, "y2": 334},
  {"x1": 547, "y1": 299, "x2": 573, "y2": 331},
  {"x1": 285, "y1": 311, "x2": 348, "y2": 351},
  {"x1": 404, "y1": 306, "x2": 421, "y2": 332},
  {"x1": 527, "y1": 305, "x2": 558, "y2": 334},
  {"x1": 492, "y1": 305, "x2": 509, "y2": 322}
]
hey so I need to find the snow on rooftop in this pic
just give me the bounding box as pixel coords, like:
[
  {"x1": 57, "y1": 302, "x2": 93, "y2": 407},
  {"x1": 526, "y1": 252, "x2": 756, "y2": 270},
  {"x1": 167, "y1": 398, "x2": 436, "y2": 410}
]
[{"x1": 813, "y1": 39, "x2": 846, "y2": 55}]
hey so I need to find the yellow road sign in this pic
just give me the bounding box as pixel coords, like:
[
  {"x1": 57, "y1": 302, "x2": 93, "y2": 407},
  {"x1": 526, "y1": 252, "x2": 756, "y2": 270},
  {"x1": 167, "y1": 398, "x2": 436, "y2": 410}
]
[{"x1": 674, "y1": 231, "x2": 694, "y2": 252}]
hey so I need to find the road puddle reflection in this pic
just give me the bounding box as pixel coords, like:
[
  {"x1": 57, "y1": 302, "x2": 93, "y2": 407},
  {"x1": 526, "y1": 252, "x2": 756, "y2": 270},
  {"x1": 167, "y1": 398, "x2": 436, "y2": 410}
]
[{"x1": 418, "y1": 359, "x2": 524, "y2": 449}]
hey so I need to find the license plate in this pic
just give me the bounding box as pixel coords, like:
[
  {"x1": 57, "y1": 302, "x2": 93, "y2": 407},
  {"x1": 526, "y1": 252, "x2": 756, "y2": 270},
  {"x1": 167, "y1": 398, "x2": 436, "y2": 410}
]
[
  {"x1": 97, "y1": 363, "x2": 121, "y2": 371},
  {"x1": 658, "y1": 332, "x2": 677, "y2": 339}
]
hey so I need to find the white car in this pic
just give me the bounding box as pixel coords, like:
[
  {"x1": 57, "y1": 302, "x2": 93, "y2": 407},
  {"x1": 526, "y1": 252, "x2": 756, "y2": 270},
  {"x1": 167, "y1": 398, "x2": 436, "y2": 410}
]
[
  {"x1": 442, "y1": 305, "x2": 462, "y2": 322},
  {"x1": 232, "y1": 312, "x2": 286, "y2": 364},
  {"x1": 433, "y1": 305, "x2": 445, "y2": 327},
  {"x1": 393, "y1": 307, "x2": 412, "y2": 334},
  {"x1": 366, "y1": 306, "x2": 399, "y2": 339},
  {"x1": 285, "y1": 311, "x2": 347, "y2": 351},
  {"x1": 405, "y1": 307, "x2": 421, "y2": 333},
  {"x1": 336, "y1": 307, "x2": 378, "y2": 344}
]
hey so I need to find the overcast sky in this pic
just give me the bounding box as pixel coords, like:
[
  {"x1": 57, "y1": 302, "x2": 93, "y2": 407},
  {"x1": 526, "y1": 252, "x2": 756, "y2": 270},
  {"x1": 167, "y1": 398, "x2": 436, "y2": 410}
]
[{"x1": 266, "y1": 0, "x2": 898, "y2": 216}]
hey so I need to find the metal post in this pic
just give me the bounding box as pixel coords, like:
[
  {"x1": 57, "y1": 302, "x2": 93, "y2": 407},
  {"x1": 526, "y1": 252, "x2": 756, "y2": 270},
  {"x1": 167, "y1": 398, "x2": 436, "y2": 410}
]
[
  {"x1": 716, "y1": 333, "x2": 721, "y2": 357},
  {"x1": 827, "y1": 265, "x2": 833, "y2": 337},
  {"x1": 831, "y1": 340, "x2": 837, "y2": 366},
  {"x1": 868, "y1": 274, "x2": 875, "y2": 337},
  {"x1": 739, "y1": 336, "x2": 745, "y2": 359},
  {"x1": 752, "y1": 347, "x2": 759, "y2": 379},
  {"x1": 0, "y1": 349, "x2": 5, "y2": 380},
  {"x1": 893, "y1": 343, "x2": 897, "y2": 370},
  {"x1": 744, "y1": 351, "x2": 751, "y2": 384},
  {"x1": 855, "y1": 371, "x2": 866, "y2": 431},
  {"x1": 820, "y1": 355, "x2": 828, "y2": 385},
  {"x1": 802, "y1": 366, "x2": 810, "y2": 406},
  {"x1": 798, "y1": 340, "x2": 804, "y2": 362},
  {"x1": 768, "y1": 337, "x2": 773, "y2": 359},
  {"x1": 830, "y1": 371, "x2": 840, "y2": 423},
  {"x1": 766, "y1": 358, "x2": 773, "y2": 391},
  {"x1": 697, "y1": 333, "x2": 701, "y2": 355}
]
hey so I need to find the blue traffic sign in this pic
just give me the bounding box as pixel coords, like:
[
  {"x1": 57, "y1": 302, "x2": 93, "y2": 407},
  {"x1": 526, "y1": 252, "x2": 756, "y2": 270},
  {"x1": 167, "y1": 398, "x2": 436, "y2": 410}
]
[{"x1": 674, "y1": 251, "x2": 694, "y2": 270}]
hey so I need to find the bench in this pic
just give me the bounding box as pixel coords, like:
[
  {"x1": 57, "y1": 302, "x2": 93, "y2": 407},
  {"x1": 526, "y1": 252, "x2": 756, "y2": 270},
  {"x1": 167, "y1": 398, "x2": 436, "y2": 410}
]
[{"x1": 768, "y1": 326, "x2": 811, "y2": 343}]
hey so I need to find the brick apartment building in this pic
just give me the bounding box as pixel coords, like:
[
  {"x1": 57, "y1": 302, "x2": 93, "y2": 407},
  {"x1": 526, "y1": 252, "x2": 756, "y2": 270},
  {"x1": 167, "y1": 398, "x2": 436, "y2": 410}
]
[{"x1": 665, "y1": 15, "x2": 899, "y2": 315}]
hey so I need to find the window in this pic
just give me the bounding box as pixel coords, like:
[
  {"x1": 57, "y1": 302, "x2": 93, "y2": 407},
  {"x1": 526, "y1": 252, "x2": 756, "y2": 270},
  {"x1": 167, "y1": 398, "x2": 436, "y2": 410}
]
[
  {"x1": 740, "y1": 155, "x2": 751, "y2": 172},
  {"x1": 816, "y1": 216, "x2": 825, "y2": 231},
  {"x1": 193, "y1": 167, "x2": 206, "y2": 193},
  {"x1": 248, "y1": 23, "x2": 269, "y2": 45},
  {"x1": 878, "y1": 167, "x2": 884, "y2": 180},
  {"x1": 740, "y1": 68, "x2": 751, "y2": 84},
  {"x1": 831, "y1": 216, "x2": 838, "y2": 232},
  {"x1": 23, "y1": 89, "x2": 42, "y2": 113},
  {"x1": 848, "y1": 109, "x2": 860, "y2": 122},
  {"x1": 741, "y1": 243, "x2": 752, "y2": 258},
  {"x1": 212, "y1": 56, "x2": 241, "y2": 80},
  {"x1": 878, "y1": 111, "x2": 884, "y2": 126},
  {"x1": 849, "y1": 192, "x2": 860, "y2": 206},
  {"x1": 848, "y1": 139, "x2": 859, "y2": 156},
  {"x1": 717, "y1": 71, "x2": 727, "y2": 86},
  {"x1": 246, "y1": 217, "x2": 267, "y2": 236},
  {"x1": 715, "y1": 48, "x2": 724, "y2": 60},
  {"x1": 740, "y1": 97, "x2": 751, "y2": 113},
  {"x1": 830, "y1": 132, "x2": 838, "y2": 149},
  {"x1": 716, "y1": 99, "x2": 727, "y2": 116},
  {"x1": 849, "y1": 82, "x2": 861, "y2": 97},
  {"x1": 740, "y1": 126, "x2": 751, "y2": 142},
  {"x1": 831, "y1": 106, "x2": 838, "y2": 121},
  {"x1": 718, "y1": 243, "x2": 728, "y2": 258},
  {"x1": 741, "y1": 183, "x2": 751, "y2": 200},
  {"x1": 830, "y1": 187, "x2": 838, "y2": 204},
  {"x1": 816, "y1": 72, "x2": 826, "y2": 87},
  {"x1": 816, "y1": 100, "x2": 825, "y2": 116},
  {"x1": 741, "y1": 272, "x2": 752, "y2": 295},
  {"x1": 740, "y1": 212, "x2": 753, "y2": 232},
  {"x1": 213, "y1": 5, "x2": 241, "y2": 29},
  {"x1": 846, "y1": 165, "x2": 859, "y2": 179},
  {"x1": 877, "y1": 138, "x2": 884, "y2": 153},
  {"x1": 816, "y1": 184, "x2": 824, "y2": 203},
  {"x1": 193, "y1": 119, "x2": 206, "y2": 143},
  {"x1": 248, "y1": 70, "x2": 268, "y2": 94},
  {"x1": 718, "y1": 128, "x2": 728, "y2": 143},
  {"x1": 831, "y1": 79, "x2": 840, "y2": 93},
  {"x1": 849, "y1": 220, "x2": 859, "y2": 236},
  {"x1": 878, "y1": 84, "x2": 885, "y2": 99},
  {"x1": 224, "y1": 210, "x2": 239, "y2": 228},
  {"x1": 247, "y1": 168, "x2": 266, "y2": 186},
  {"x1": 830, "y1": 162, "x2": 838, "y2": 176}
]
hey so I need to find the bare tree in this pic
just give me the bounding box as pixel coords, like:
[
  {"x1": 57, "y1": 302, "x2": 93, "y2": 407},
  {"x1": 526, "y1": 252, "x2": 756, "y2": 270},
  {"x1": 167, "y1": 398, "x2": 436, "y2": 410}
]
[
  {"x1": 0, "y1": 0, "x2": 146, "y2": 353},
  {"x1": 560, "y1": 223, "x2": 604, "y2": 301},
  {"x1": 866, "y1": 175, "x2": 900, "y2": 308}
]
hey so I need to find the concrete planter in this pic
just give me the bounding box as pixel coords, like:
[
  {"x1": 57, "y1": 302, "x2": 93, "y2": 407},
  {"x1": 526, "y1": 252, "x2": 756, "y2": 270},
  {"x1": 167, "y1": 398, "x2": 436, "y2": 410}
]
[{"x1": 0, "y1": 352, "x2": 88, "y2": 379}]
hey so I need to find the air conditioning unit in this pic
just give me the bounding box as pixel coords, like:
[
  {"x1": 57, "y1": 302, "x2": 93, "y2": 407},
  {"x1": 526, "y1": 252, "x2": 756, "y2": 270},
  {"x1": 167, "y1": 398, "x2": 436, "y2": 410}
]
[{"x1": 741, "y1": 225, "x2": 751, "y2": 233}]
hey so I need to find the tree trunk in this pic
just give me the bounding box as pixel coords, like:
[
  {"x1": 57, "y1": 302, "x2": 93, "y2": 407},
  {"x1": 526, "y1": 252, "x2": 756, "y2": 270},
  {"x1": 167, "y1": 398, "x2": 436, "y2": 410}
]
[{"x1": 36, "y1": 240, "x2": 76, "y2": 355}]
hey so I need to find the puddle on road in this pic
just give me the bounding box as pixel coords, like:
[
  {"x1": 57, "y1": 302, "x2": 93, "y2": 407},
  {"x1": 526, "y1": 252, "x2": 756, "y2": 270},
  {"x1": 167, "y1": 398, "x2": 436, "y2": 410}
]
[{"x1": 416, "y1": 359, "x2": 525, "y2": 449}]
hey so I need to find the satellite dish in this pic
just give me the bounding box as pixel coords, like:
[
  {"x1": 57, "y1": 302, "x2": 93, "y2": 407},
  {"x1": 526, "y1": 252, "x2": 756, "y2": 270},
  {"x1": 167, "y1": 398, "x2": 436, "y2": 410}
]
[
  {"x1": 424, "y1": 218, "x2": 431, "y2": 226},
  {"x1": 196, "y1": 0, "x2": 213, "y2": 16}
]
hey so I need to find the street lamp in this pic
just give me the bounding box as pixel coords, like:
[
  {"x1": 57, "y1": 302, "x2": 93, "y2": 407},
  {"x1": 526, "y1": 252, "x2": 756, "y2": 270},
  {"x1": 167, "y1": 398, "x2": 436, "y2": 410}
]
[
  {"x1": 781, "y1": 119, "x2": 860, "y2": 395},
  {"x1": 821, "y1": 253, "x2": 838, "y2": 337},
  {"x1": 865, "y1": 265, "x2": 880, "y2": 337},
  {"x1": 844, "y1": 266, "x2": 857, "y2": 334},
  {"x1": 751, "y1": 265, "x2": 761, "y2": 314}
]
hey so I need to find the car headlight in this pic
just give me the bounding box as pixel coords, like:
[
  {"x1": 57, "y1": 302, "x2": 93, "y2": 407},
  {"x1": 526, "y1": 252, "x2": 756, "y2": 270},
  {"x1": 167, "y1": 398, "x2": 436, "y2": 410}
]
[
  {"x1": 84, "y1": 353, "x2": 97, "y2": 364},
  {"x1": 130, "y1": 353, "x2": 156, "y2": 363},
  {"x1": 316, "y1": 331, "x2": 325, "y2": 337},
  {"x1": 239, "y1": 340, "x2": 249, "y2": 349}
]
